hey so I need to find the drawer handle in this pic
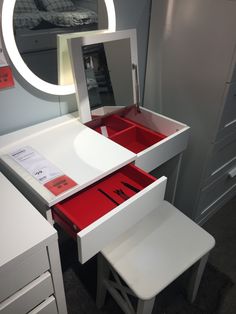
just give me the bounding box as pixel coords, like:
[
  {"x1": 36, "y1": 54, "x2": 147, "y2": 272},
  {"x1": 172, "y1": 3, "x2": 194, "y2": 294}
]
[{"x1": 228, "y1": 167, "x2": 236, "y2": 178}]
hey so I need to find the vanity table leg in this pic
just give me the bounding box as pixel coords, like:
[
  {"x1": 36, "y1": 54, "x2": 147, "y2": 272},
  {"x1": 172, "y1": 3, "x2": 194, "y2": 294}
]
[
  {"x1": 187, "y1": 252, "x2": 209, "y2": 303},
  {"x1": 171, "y1": 152, "x2": 183, "y2": 204},
  {"x1": 47, "y1": 238, "x2": 68, "y2": 314},
  {"x1": 137, "y1": 297, "x2": 155, "y2": 314},
  {"x1": 46, "y1": 209, "x2": 54, "y2": 225},
  {"x1": 96, "y1": 253, "x2": 110, "y2": 308}
]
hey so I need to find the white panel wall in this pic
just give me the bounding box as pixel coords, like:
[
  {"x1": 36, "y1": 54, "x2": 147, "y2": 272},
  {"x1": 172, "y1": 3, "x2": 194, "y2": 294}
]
[
  {"x1": 115, "y1": 0, "x2": 151, "y2": 102},
  {"x1": 0, "y1": 0, "x2": 151, "y2": 135}
]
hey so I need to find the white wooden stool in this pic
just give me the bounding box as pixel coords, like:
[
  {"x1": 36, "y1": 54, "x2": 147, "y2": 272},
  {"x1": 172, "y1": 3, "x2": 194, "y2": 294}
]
[{"x1": 96, "y1": 201, "x2": 215, "y2": 314}]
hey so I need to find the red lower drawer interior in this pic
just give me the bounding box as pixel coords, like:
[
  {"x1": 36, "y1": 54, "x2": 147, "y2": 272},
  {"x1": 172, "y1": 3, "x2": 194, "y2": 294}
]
[{"x1": 52, "y1": 164, "x2": 156, "y2": 236}]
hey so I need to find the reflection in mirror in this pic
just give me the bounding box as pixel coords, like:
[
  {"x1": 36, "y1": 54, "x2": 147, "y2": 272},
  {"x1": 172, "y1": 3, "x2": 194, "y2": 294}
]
[
  {"x1": 68, "y1": 29, "x2": 138, "y2": 122},
  {"x1": 82, "y1": 39, "x2": 134, "y2": 110},
  {"x1": 13, "y1": 0, "x2": 99, "y2": 84}
]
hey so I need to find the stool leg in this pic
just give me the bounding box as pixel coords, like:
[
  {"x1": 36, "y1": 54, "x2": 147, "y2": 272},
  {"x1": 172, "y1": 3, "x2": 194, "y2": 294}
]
[
  {"x1": 137, "y1": 297, "x2": 155, "y2": 314},
  {"x1": 187, "y1": 252, "x2": 209, "y2": 303},
  {"x1": 96, "y1": 253, "x2": 110, "y2": 308}
]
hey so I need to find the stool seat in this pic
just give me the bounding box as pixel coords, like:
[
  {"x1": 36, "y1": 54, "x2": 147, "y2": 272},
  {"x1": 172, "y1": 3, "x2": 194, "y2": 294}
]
[{"x1": 100, "y1": 201, "x2": 215, "y2": 303}]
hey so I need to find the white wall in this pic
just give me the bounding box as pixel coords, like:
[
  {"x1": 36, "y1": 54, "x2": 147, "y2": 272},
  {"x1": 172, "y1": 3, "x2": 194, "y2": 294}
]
[
  {"x1": 0, "y1": 0, "x2": 151, "y2": 135},
  {"x1": 115, "y1": 0, "x2": 151, "y2": 104}
]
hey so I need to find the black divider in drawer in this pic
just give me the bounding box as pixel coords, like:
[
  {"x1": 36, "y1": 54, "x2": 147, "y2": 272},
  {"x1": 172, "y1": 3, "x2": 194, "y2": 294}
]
[{"x1": 52, "y1": 164, "x2": 156, "y2": 237}]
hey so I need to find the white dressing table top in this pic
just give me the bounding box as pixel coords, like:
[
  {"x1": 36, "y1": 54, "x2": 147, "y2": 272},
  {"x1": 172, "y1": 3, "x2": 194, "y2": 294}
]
[
  {"x1": 0, "y1": 114, "x2": 136, "y2": 206},
  {"x1": 0, "y1": 172, "x2": 56, "y2": 268}
]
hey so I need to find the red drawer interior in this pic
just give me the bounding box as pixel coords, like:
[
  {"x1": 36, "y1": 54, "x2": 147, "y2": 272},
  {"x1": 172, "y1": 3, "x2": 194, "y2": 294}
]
[
  {"x1": 87, "y1": 114, "x2": 166, "y2": 153},
  {"x1": 52, "y1": 164, "x2": 156, "y2": 235}
]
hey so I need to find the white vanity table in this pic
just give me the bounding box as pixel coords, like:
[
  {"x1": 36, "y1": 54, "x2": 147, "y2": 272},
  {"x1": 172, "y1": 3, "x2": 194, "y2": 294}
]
[
  {"x1": 0, "y1": 30, "x2": 190, "y2": 265},
  {"x1": 0, "y1": 172, "x2": 67, "y2": 314},
  {"x1": 0, "y1": 107, "x2": 189, "y2": 264}
]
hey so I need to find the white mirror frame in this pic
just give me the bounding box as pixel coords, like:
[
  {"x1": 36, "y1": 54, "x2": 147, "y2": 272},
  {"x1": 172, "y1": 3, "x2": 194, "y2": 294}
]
[
  {"x1": 1, "y1": 0, "x2": 116, "y2": 96},
  {"x1": 68, "y1": 29, "x2": 138, "y2": 123}
]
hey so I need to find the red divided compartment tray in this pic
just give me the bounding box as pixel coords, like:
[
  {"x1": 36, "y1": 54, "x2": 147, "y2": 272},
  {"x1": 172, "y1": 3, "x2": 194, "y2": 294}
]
[
  {"x1": 87, "y1": 114, "x2": 166, "y2": 153},
  {"x1": 110, "y1": 125, "x2": 165, "y2": 154},
  {"x1": 52, "y1": 164, "x2": 156, "y2": 238},
  {"x1": 87, "y1": 114, "x2": 133, "y2": 137}
]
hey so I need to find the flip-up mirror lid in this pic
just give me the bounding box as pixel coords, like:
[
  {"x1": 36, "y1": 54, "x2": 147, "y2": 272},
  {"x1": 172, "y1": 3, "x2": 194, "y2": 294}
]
[{"x1": 68, "y1": 29, "x2": 139, "y2": 123}]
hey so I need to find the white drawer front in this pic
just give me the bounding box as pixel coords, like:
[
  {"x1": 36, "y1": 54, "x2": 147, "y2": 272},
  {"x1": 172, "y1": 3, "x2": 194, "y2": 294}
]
[
  {"x1": 28, "y1": 296, "x2": 57, "y2": 314},
  {"x1": 197, "y1": 163, "x2": 236, "y2": 222},
  {"x1": 52, "y1": 164, "x2": 167, "y2": 264},
  {"x1": 135, "y1": 129, "x2": 189, "y2": 172},
  {"x1": 125, "y1": 108, "x2": 189, "y2": 172},
  {"x1": 229, "y1": 61, "x2": 236, "y2": 83},
  {"x1": 0, "y1": 247, "x2": 49, "y2": 303},
  {"x1": 205, "y1": 132, "x2": 236, "y2": 182},
  {"x1": 91, "y1": 106, "x2": 190, "y2": 172},
  {"x1": 77, "y1": 176, "x2": 167, "y2": 263},
  {"x1": 0, "y1": 272, "x2": 53, "y2": 314},
  {"x1": 15, "y1": 32, "x2": 56, "y2": 53},
  {"x1": 218, "y1": 82, "x2": 236, "y2": 139}
]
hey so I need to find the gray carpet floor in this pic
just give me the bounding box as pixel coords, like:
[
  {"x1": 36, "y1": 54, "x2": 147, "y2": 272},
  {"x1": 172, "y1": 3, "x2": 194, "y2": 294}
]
[
  {"x1": 203, "y1": 195, "x2": 236, "y2": 314},
  {"x1": 58, "y1": 195, "x2": 236, "y2": 314}
]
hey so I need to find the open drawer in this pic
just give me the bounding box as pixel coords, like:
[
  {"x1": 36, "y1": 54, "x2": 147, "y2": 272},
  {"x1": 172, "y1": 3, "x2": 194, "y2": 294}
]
[
  {"x1": 52, "y1": 163, "x2": 167, "y2": 263},
  {"x1": 89, "y1": 106, "x2": 190, "y2": 172}
]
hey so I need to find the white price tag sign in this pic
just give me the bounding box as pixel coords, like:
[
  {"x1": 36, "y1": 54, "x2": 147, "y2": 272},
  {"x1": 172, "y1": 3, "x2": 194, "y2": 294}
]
[
  {"x1": 10, "y1": 146, "x2": 63, "y2": 184},
  {"x1": 100, "y1": 126, "x2": 108, "y2": 137}
]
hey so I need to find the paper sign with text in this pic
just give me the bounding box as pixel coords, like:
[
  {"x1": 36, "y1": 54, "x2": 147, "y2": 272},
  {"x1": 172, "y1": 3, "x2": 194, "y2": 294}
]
[
  {"x1": 10, "y1": 146, "x2": 77, "y2": 195},
  {"x1": 0, "y1": 36, "x2": 14, "y2": 89}
]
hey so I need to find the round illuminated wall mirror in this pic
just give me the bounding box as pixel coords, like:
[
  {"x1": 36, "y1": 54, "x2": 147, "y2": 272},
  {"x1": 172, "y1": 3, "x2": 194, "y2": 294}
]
[{"x1": 1, "y1": 0, "x2": 116, "y2": 95}]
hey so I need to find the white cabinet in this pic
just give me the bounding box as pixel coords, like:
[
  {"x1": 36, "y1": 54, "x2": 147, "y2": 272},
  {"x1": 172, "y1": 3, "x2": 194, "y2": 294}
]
[
  {"x1": 0, "y1": 173, "x2": 67, "y2": 314},
  {"x1": 28, "y1": 296, "x2": 58, "y2": 314},
  {"x1": 0, "y1": 247, "x2": 50, "y2": 304},
  {"x1": 0, "y1": 272, "x2": 54, "y2": 314},
  {"x1": 144, "y1": 0, "x2": 236, "y2": 224}
]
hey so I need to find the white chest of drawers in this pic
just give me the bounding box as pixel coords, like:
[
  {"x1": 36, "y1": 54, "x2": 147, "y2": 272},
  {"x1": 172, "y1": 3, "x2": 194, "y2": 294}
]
[
  {"x1": 0, "y1": 172, "x2": 67, "y2": 314},
  {"x1": 145, "y1": 0, "x2": 236, "y2": 224}
]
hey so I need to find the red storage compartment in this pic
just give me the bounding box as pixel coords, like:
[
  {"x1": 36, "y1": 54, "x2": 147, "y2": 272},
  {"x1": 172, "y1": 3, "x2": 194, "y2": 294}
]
[{"x1": 111, "y1": 125, "x2": 166, "y2": 153}]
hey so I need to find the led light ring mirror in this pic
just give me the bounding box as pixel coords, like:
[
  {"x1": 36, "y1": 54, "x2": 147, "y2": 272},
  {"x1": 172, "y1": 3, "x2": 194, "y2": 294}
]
[{"x1": 1, "y1": 0, "x2": 116, "y2": 96}]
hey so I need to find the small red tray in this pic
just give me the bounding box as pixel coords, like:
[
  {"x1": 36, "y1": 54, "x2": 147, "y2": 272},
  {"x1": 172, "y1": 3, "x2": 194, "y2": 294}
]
[{"x1": 52, "y1": 164, "x2": 156, "y2": 235}]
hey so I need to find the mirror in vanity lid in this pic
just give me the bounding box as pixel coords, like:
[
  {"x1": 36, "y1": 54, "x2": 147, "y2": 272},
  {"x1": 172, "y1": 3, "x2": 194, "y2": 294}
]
[{"x1": 68, "y1": 29, "x2": 139, "y2": 123}]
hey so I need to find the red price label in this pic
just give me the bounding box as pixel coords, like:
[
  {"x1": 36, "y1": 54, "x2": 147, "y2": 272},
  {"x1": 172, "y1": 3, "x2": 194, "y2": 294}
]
[
  {"x1": 44, "y1": 175, "x2": 77, "y2": 196},
  {"x1": 0, "y1": 66, "x2": 14, "y2": 89}
]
